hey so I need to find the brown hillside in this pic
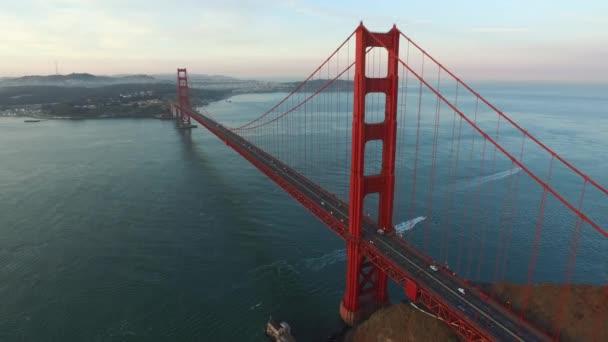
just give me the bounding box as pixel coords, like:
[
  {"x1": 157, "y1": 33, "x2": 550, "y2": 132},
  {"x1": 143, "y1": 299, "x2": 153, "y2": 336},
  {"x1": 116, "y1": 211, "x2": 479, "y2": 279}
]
[
  {"x1": 349, "y1": 284, "x2": 606, "y2": 342},
  {"x1": 348, "y1": 303, "x2": 459, "y2": 342},
  {"x1": 489, "y1": 283, "x2": 607, "y2": 342}
]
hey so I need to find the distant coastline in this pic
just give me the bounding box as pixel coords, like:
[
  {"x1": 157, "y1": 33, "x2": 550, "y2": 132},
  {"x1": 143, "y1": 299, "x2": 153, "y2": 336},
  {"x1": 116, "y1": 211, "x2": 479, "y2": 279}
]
[
  {"x1": 0, "y1": 83, "x2": 230, "y2": 120},
  {"x1": 0, "y1": 74, "x2": 354, "y2": 120}
]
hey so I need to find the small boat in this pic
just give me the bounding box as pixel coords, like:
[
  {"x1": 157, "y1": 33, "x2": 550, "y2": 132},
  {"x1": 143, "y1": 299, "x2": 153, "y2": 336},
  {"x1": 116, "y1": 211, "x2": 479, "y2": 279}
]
[
  {"x1": 24, "y1": 119, "x2": 41, "y2": 123},
  {"x1": 265, "y1": 317, "x2": 295, "y2": 342}
]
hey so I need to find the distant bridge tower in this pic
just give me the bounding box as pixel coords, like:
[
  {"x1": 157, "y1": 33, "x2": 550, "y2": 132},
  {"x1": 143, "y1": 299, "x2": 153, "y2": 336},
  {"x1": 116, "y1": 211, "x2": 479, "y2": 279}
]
[
  {"x1": 176, "y1": 68, "x2": 195, "y2": 129},
  {"x1": 340, "y1": 24, "x2": 400, "y2": 325}
]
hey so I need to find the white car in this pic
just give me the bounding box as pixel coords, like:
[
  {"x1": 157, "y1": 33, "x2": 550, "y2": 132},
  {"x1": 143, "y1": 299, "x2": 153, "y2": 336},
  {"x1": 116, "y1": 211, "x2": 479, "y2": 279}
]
[
  {"x1": 321, "y1": 201, "x2": 325, "y2": 206},
  {"x1": 377, "y1": 229, "x2": 384, "y2": 235},
  {"x1": 458, "y1": 288, "x2": 466, "y2": 295},
  {"x1": 429, "y1": 265, "x2": 438, "y2": 272}
]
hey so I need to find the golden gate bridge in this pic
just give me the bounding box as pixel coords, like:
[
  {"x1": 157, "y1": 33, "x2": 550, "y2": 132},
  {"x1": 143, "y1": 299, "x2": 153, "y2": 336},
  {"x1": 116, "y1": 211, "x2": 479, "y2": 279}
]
[{"x1": 168, "y1": 23, "x2": 607, "y2": 341}]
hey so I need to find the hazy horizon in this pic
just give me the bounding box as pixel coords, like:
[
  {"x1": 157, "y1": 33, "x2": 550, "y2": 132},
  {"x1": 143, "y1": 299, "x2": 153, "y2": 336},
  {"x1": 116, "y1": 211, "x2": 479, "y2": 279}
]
[
  {"x1": 3, "y1": 72, "x2": 608, "y2": 86},
  {"x1": 1, "y1": 0, "x2": 607, "y2": 83}
]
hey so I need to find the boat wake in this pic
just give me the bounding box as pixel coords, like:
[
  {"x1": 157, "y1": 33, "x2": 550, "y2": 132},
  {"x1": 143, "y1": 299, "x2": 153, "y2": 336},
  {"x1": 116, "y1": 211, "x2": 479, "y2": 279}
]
[
  {"x1": 304, "y1": 249, "x2": 346, "y2": 271},
  {"x1": 249, "y1": 302, "x2": 262, "y2": 310},
  {"x1": 453, "y1": 167, "x2": 522, "y2": 191},
  {"x1": 394, "y1": 216, "x2": 427, "y2": 234}
]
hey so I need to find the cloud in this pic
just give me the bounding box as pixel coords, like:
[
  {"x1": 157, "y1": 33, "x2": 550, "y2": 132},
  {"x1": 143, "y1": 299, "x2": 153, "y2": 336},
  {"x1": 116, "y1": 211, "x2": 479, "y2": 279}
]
[
  {"x1": 0, "y1": 0, "x2": 606, "y2": 82},
  {"x1": 280, "y1": 0, "x2": 349, "y2": 23},
  {"x1": 471, "y1": 27, "x2": 529, "y2": 34}
]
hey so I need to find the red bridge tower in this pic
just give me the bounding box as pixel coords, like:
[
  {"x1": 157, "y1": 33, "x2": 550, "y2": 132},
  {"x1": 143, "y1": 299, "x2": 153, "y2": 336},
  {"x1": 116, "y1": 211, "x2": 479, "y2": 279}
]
[
  {"x1": 176, "y1": 68, "x2": 196, "y2": 129},
  {"x1": 340, "y1": 24, "x2": 400, "y2": 325}
]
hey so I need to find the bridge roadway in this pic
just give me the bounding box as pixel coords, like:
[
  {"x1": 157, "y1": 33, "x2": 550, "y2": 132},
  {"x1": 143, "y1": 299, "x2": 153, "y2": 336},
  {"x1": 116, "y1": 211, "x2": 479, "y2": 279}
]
[{"x1": 185, "y1": 108, "x2": 550, "y2": 342}]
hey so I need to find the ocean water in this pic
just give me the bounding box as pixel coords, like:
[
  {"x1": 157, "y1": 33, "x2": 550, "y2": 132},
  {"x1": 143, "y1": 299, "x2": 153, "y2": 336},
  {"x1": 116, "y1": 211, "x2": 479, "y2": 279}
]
[{"x1": 0, "y1": 82, "x2": 607, "y2": 341}]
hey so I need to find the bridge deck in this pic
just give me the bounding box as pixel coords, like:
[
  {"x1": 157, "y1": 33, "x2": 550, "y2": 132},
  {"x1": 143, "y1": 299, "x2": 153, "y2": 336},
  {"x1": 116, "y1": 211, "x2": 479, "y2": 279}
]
[{"x1": 184, "y1": 107, "x2": 551, "y2": 342}]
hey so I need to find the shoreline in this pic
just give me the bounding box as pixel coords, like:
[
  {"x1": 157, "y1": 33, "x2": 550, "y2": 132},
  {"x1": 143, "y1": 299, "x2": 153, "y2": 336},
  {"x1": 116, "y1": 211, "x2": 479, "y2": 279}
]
[{"x1": 3, "y1": 92, "x2": 244, "y2": 121}]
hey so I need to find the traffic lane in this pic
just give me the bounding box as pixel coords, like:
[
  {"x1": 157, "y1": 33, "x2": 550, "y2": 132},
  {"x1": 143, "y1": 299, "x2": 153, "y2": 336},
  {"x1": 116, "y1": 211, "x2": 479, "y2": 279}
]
[
  {"x1": 194, "y1": 114, "x2": 542, "y2": 341},
  {"x1": 371, "y1": 233, "x2": 546, "y2": 342},
  {"x1": 206, "y1": 118, "x2": 523, "y2": 341},
  {"x1": 364, "y1": 232, "x2": 522, "y2": 341},
  {"x1": 372, "y1": 233, "x2": 545, "y2": 342},
  {"x1": 215, "y1": 125, "x2": 522, "y2": 341},
  {"x1": 370, "y1": 234, "x2": 512, "y2": 337},
  {"x1": 204, "y1": 116, "x2": 526, "y2": 340}
]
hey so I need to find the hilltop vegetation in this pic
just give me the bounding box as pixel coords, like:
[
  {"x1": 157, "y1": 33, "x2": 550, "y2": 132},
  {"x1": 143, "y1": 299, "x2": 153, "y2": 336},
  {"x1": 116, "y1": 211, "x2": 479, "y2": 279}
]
[{"x1": 0, "y1": 73, "x2": 162, "y2": 88}]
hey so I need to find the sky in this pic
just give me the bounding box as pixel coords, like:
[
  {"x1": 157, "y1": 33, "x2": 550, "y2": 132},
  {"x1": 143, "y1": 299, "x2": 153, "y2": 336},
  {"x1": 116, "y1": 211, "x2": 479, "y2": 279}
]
[{"x1": 1, "y1": 0, "x2": 607, "y2": 82}]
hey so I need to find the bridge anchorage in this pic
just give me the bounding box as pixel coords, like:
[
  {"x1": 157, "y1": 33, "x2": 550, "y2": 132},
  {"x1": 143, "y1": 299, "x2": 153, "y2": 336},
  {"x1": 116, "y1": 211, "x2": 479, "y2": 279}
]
[
  {"x1": 171, "y1": 68, "x2": 197, "y2": 129},
  {"x1": 170, "y1": 21, "x2": 607, "y2": 342}
]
